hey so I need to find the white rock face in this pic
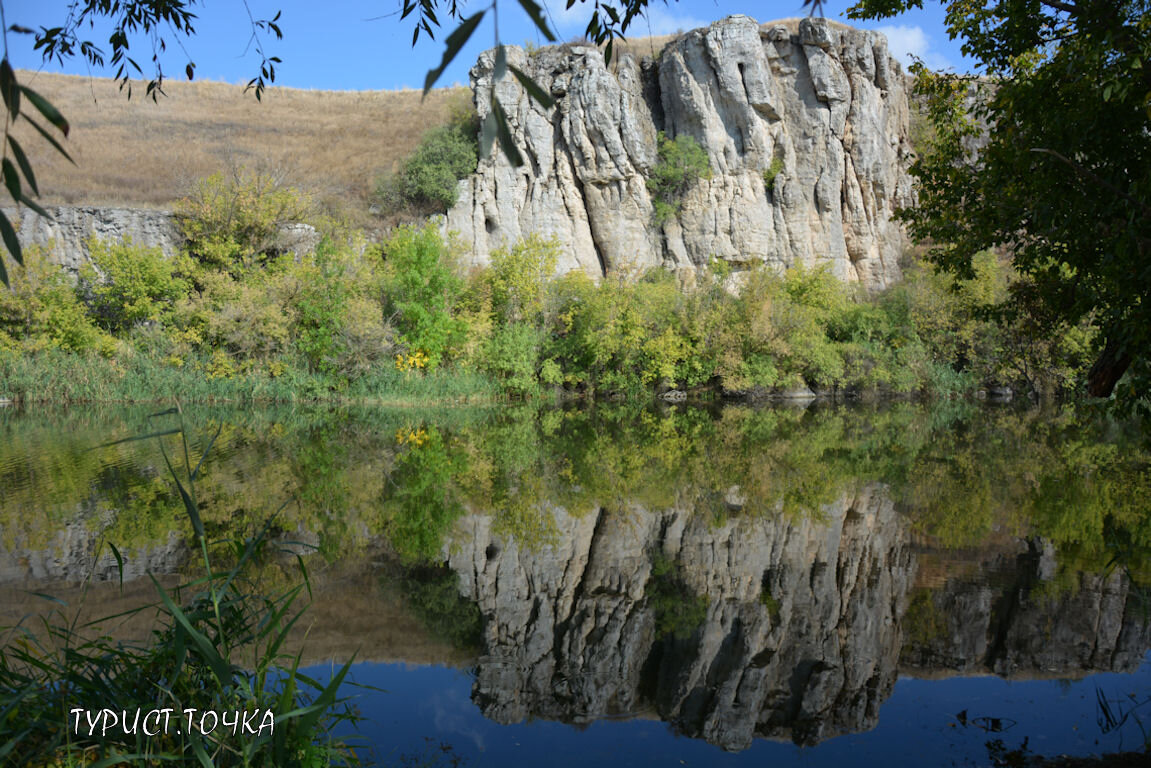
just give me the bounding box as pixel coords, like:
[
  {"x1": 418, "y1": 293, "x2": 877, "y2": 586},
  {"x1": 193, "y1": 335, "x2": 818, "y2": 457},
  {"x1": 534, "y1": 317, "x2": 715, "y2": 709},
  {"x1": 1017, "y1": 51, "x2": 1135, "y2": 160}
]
[
  {"x1": 445, "y1": 15, "x2": 915, "y2": 292},
  {"x1": 5, "y1": 205, "x2": 321, "y2": 272},
  {"x1": 6, "y1": 206, "x2": 182, "y2": 272},
  {"x1": 447, "y1": 486, "x2": 914, "y2": 750}
]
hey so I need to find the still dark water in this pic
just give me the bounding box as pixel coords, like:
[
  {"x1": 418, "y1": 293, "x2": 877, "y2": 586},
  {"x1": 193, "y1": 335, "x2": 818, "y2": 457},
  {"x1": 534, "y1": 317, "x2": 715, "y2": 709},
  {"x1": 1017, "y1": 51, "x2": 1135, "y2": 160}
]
[{"x1": 2, "y1": 401, "x2": 1150, "y2": 765}]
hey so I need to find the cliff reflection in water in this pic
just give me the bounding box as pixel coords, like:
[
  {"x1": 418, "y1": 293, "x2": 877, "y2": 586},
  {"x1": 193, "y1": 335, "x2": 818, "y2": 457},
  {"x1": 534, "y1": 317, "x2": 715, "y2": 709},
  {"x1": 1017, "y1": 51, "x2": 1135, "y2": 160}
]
[
  {"x1": 446, "y1": 491, "x2": 1150, "y2": 751},
  {"x1": 2, "y1": 402, "x2": 1150, "y2": 753}
]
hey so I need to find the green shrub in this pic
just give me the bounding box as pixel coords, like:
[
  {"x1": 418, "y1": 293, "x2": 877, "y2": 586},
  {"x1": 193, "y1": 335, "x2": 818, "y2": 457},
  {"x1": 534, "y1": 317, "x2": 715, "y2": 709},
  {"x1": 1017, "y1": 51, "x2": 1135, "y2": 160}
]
[
  {"x1": 488, "y1": 234, "x2": 560, "y2": 324},
  {"x1": 647, "y1": 131, "x2": 711, "y2": 224},
  {"x1": 376, "y1": 104, "x2": 479, "y2": 215},
  {"x1": 397, "y1": 565, "x2": 483, "y2": 651},
  {"x1": 294, "y1": 241, "x2": 394, "y2": 381},
  {"x1": 0, "y1": 246, "x2": 116, "y2": 356},
  {"x1": 545, "y1": 269, "x2": 701, "y2": 394},
  {"x1": 481, "y1": 322, "x2": 544, "y2": 397},
  {"x1": 81, "y1": 236, "x2": 190, "y2": 334},
  {"x1": 178, "y1": 168, "x2": 311, "y2": 273},
  {"x1": 763, "y1": 155, "x2": 784, "y2": 194},
  {"x1": 382, "y1": 223, "x2": 467, "y2": 370},
  {"x1": 646, "y1": 553, "x2": 709, "y2": 640},
  {"x1": 382, "y1": 425, "x2": 466, "y2": 563},
  {"x1": 181, "y1": 266, "x2": 294, "y2": 362}
]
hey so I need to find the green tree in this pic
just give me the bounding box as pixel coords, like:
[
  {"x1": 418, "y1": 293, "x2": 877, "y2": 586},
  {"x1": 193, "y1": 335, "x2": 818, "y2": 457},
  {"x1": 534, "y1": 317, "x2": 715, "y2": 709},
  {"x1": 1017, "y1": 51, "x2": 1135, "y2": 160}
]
[
  {"x1": 383, "y1": 223, "x2": 467, "y2": 370},
  {"x1": 850, "y1": 0, "x2": 1151, "y2": 405}
]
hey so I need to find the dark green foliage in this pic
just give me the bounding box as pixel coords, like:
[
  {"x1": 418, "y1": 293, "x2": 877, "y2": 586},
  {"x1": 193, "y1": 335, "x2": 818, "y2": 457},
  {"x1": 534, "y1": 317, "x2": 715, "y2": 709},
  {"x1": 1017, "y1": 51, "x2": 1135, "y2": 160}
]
[
  {"x1": 647, "y1": 131, "x2": 711, "y2": 224},
  {"x1": 376, "y1": 106, "x2": 479, "y2": 215},
  {"x1": 646, "y1": 553, "x2": 709, "y2": 640},
  {"x1": 399, "y1": 565, "x2": 484, "y2": 651},
  {"x1": 762, "y1": 155, "x2": 784, "y2": 194},
  {"x1": 850, "y1": 0, "x2": 1151, "y2": 406}
]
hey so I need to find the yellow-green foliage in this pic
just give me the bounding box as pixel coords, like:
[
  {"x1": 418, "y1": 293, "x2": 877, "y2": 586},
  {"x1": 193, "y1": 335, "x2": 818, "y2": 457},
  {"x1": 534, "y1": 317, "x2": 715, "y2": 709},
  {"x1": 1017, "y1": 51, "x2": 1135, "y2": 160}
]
[
  {"x1": 4, "y1": 400, "x2": 1148, "y2": 576},
  {"x1": 487, "y1": 234, "x2": 560, "y2": 324},
  {"x1": 172, "y1": 239, "x2": 393, "y2": 381},
  {"x1": 546, "y1": 269, "x2": 700, "y2": 393},
  {"x1": 0, "y1": 246, "x2": 116, "y2": 356},
  {"x1": 177, "y1": 168, "x2": 311, "y2": 272},
  {"x1": 81, "y1": 236, "x2": 191, "y2": 334},
  {"x1": 0, "y1": 198, "x2": 1101, "y2": 403}
]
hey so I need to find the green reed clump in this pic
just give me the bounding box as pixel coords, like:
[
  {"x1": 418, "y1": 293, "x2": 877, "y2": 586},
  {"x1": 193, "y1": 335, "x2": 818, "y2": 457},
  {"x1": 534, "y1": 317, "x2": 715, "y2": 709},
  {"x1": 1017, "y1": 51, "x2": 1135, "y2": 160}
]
[{"x1": 0, "y1": 410, "x2": 363, "y2": 767}]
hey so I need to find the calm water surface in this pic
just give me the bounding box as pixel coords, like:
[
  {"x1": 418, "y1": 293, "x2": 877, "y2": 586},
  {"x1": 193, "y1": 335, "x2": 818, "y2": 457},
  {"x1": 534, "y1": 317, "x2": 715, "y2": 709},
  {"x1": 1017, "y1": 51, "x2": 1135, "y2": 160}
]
[{"x1": 2, "y1": 401, "x2": 1149, "y2": 765}]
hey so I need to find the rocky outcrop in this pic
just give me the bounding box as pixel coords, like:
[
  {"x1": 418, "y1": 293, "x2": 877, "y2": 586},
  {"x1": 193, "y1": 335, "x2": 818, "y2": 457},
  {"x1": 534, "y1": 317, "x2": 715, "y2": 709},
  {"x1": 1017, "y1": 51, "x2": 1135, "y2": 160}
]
[
  {"x1": 445, "y1": 15, "x2": 914, "y2": 291},
  {"x1": 0, "y1": 519, "x2": 187, "y2": 583},
  {"x1": 446, "y1": 486, "x2": 914, "y2": 750},
  {"x1": 7, "y1": 206, "x2": 182, "y2": 272},
  {"x1": 5, "y1": 205, "x2": 321, "y2": 272},
  {"x1": 901, "y1": 540, "x2": 1151, "y2": 677},
  {"x1": 443, "y1": 495, "x2": 1151, "y2": 751}
]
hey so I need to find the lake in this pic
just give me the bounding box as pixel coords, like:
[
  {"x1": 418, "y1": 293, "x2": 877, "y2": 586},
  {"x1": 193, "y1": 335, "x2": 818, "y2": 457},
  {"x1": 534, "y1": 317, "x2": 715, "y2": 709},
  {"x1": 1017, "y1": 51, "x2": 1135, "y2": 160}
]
[{"x1": 2, "y1": 401, "x2": 1149, "y2": 765}]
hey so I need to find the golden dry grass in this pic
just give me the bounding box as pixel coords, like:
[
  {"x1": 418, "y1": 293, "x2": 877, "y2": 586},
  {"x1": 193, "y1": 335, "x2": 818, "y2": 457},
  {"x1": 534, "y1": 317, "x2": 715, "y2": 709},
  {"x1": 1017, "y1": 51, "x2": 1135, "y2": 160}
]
[
  {"x1": 11, "y1": 70, "x2": 471, "y2": 217},
  {"x1": 607, "y1": 33, "x2": 678, "y2": 61}
]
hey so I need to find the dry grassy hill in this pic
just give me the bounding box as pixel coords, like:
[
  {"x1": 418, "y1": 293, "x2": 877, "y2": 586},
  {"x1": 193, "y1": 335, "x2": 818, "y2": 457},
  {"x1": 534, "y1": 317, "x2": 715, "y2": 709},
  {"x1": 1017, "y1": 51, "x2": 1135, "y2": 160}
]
[
  {"x1": 12, "y1": 70, "x2": 471, "y2": 220},
  {"x1": 11, "y1": 33, "x2": 699, "y2": 229}
]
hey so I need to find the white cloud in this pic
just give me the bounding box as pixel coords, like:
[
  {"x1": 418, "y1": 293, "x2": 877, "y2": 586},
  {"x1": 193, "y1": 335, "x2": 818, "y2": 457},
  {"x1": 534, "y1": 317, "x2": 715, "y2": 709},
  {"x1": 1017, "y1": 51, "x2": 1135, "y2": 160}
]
[
  {"x1": 637, "y1": 6, "x2": 710, "y2": 36},
  {"x1": 875, "y1": 24, "x2": 952, "y2": 71},
  {"x1": 546, "y1": 1, "x2": 586, "y2": 32},
  {"x1": 545, "y1": 0, "x2": 709, "y2": 38}
]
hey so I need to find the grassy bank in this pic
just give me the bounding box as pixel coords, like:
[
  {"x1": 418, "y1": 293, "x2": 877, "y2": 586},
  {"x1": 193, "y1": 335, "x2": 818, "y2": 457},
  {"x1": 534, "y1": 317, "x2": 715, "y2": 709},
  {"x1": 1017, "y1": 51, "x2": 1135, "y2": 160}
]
[{"x1": 0, "y1": 347, "x2": 503, "y2": 406}]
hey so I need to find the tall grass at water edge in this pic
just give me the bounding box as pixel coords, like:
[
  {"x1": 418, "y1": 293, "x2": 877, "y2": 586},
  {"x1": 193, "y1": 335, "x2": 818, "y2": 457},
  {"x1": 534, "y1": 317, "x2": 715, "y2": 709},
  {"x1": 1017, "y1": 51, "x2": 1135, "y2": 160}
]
[
  {"x1": 0, "y1": 408, "x2": 364, "y2": 767},
  {"x1": 0, "y1": 348, "x2": 503, "y2": 406}
]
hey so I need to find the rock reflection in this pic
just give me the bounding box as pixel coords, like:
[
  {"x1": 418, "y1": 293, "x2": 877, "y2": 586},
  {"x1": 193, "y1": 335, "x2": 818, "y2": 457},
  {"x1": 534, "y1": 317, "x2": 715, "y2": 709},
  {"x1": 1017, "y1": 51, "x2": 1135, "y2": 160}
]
[{"x1": 447, "y1": 489, "x2": 1148, "y2": 751}]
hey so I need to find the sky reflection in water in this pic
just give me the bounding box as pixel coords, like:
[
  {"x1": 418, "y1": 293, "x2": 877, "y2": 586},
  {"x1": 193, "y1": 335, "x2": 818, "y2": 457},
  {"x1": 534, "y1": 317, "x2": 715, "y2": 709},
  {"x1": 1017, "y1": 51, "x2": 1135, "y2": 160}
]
[{"x1": 313, "y1": 656, "x2": 1151, "y2": 767}]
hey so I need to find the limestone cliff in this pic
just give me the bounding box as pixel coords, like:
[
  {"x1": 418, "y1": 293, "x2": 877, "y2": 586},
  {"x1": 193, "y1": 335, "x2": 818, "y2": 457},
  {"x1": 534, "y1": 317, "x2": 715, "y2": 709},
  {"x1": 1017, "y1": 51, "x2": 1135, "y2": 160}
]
[
  {"x1": 445, "y1": 15, "x2": 914, "y2": 291},
  {"x1": 7, "y1": 206, "x2": 182, "y2": 272}
]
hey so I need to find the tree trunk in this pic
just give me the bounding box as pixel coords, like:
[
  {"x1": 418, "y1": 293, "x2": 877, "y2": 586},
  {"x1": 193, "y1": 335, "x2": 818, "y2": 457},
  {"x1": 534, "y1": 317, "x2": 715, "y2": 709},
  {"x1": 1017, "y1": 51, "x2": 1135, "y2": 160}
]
[{"x1": 1087, "y1": 337, "x2": 1133, "y2": 397}]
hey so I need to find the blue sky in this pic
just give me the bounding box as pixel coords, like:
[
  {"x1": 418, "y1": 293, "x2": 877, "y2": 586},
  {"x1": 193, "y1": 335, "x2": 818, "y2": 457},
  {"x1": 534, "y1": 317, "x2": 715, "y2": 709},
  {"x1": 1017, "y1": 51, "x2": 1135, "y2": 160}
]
[{"x1": 6, "y1": 1, "x2": 967, "y2": 91}]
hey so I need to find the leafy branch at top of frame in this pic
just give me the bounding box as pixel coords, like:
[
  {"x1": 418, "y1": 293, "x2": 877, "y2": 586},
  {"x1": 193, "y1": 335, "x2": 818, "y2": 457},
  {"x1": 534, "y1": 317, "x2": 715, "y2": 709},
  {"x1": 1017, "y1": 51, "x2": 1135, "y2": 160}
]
[
  {"x1": 0, "y1": 46, "x2": 71, "y2": 289},
  {"x1": 0, "y1": 1, "x2": 286, "y2": 287}
]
